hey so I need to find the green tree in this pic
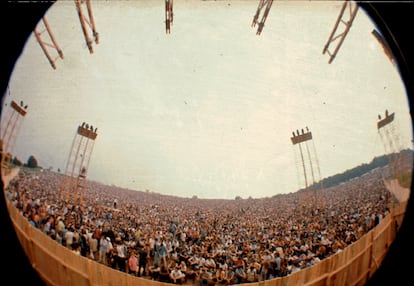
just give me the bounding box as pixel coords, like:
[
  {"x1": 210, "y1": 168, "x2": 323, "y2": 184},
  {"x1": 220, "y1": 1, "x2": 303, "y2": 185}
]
[
  {"x1": 12, "y1": 156, "x2": 22, "y2": 166},
  {"x1": 27, "y1": 155, "x2": 38, "y2": 168}
]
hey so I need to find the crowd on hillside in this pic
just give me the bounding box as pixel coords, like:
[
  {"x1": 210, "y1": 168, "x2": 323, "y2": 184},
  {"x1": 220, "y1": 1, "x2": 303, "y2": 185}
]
[{"x1": 4, "y1": 167, "x2": 394, "y2": 285}]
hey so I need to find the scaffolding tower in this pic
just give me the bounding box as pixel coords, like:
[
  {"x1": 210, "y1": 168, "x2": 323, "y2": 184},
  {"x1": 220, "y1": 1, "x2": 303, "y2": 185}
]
[
  {"x1": 377, "y1": 110, "x2": 403, "y2": 180},
  {"x1": 0, "y1": 100, "x2": 28, "y2": 173},
  {"x1": 60, "y1": 122, "x2": 98, "y2": 206},
  {"x1": 291, "y1": 127, "x2": 324, "y2": 213}
]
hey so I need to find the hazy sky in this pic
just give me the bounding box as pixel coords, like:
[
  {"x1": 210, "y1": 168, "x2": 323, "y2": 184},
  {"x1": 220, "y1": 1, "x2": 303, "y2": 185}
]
[{"x1": 2, "y1": 0, "x2": 412, "y2": 199}]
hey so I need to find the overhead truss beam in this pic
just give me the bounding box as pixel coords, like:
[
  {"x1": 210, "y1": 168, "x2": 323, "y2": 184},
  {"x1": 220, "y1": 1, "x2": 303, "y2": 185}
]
[
  {"x1": 75, "y1": 0, "x2": 99, "y2": 54},
  {"x1": 322, "y1": 0, "x2": 359, "y2": 64},
  {"x1": 252, "y1": 0, "x2": 274, "y2": 35},
  {"x1": 165, "y1": 0, "x2": 174, "y2": 34},
  {"x1": 34, "y1": 17, "x2": 64, "y2": 70}
]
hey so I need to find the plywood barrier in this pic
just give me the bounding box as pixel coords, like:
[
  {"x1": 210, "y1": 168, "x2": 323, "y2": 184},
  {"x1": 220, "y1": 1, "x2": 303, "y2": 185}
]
[
  {"x1": 5, "y1": 199, "x2": 406, "y2": 286},
  {"x1": 393, "y1": 201, "x2": 408, "y2": 228}
]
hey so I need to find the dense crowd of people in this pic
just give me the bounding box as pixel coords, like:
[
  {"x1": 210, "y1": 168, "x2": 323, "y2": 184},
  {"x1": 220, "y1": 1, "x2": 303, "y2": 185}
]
[{"x1": 4, "y1": 167, "x2": 395, "y2": 285}]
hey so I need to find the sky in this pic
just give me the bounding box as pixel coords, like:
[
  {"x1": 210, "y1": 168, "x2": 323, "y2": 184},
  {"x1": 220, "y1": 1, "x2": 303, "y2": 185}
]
[{"x1": 1, "y1": 0, "x2": 412, "y2": 199}]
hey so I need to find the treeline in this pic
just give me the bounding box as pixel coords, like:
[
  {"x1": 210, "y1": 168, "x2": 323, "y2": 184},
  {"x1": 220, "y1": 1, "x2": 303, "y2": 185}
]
[
  {"x1": 301, "y1": 149, "x2": 413, "y2": 192},
  {"x1": 11, "y1": 155, "x2": 39, "y2": 168}
]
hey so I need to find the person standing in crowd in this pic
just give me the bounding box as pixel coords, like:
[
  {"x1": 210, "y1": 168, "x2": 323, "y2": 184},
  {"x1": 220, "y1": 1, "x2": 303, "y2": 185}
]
[
  {"x1": 64, "y1": 226, "x2": 74, "y2": 249},
  {"x1": 89, "y1": 232, "x2": 98, "y2": 260},
  {"x1": 153, "y1": 240, "x2": 161, "y2": 266},
  {"x1": 43, "y1": 216, "x2": 54, "y2": 236},
  {"x1": 159, "y1": 239, "x2": 168, "y2": 267},
  {"x1": 116, "y1": 239, "x2": 128, "y2": 272},
  {"x1": 79, "y1": 228, "x2": 89, "y2": 257},
  {"x1": 99, "y1": 236, "x2": 109, "y2": 265},
  {"x1": 128, "y1": 251, "x2": 139, "y2": 276},
  {"x1": 274, "y1": 252, "x2": 282, "y2": 277},
  {"x1": 138, "y1": 246, "x2": 148, "y2": 277},
  {"x1": 246, "y1": 264, "x2": 258, "y2": 283},
  {"x1": 56, "y1": 216, "x2": 65, "y2": 243},
  {"x1": 106, "y1": 237, "x2": 114, "y2": 261}
]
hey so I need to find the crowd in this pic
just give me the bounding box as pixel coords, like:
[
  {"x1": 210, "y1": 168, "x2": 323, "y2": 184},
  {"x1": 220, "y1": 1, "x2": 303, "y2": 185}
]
[{"x1": 4, "y1": 167, "x2": 394, "y2": 285}]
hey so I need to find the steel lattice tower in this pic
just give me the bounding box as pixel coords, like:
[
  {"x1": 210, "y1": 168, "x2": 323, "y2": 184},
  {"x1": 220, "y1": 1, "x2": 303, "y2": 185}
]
[
  {"x1": 60, "y1": 122, "x2": 98, "y2": 206},
  {"x1": 1, "y1": 100, "x2": 28, "y2": 173},
  {"x1": 291, "y1": 127, "x2": 324, "y2": 213}
]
